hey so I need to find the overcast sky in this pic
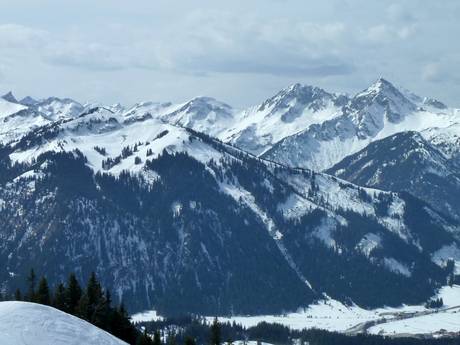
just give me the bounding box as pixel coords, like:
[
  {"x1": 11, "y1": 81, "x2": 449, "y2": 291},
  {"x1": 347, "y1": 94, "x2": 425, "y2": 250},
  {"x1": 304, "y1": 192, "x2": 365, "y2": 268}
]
[{"x1": 0, "y1": 0, "x2": 458, "y2": 107}]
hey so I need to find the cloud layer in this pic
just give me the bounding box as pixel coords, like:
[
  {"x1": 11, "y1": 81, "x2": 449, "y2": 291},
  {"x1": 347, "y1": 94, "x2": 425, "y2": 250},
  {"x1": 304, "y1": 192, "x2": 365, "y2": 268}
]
[{"x1": 0, "y1": 0, "x2": 458, "y2": 107}]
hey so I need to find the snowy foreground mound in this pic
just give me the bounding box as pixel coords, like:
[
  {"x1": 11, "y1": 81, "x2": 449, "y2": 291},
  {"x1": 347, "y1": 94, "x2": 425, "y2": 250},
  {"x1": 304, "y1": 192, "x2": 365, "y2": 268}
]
[{"x1": 0, "y1": 302, "x2": 127, "y2": 345}]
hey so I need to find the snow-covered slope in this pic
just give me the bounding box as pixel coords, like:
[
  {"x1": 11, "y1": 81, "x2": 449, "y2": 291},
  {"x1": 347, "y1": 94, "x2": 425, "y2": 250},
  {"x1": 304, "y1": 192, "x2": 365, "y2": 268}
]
[
  {"x1": 32, "y1": 97, "x2": 84, "y2": 120},
  {"x1": 5, "y1": 79, "x2": 456, "y2": 173},
  {"x1": 161, "y1": 96, "x2": 235, "y2": 136},
  {"x1": 327, "y1": 131, "x2": 460, "y2": 221},
  {"x1": 0, "y1": 302, "x2": 126, "y2": 345},
  {"x1": 0, "y1": 92, "x2": 85, "y2": 144},
  {"x1": 0, "y1": 96, "x2": 52, "y2": 144},
  {"x1": 0, "y1": 98, "x2": 27, "y2": 119},
  {"x1": 219, "y1": 84, "x2": 346, "y2": 155},
  {"x1": 423, "y1": 123, "x2": 460, "y2": 169},
  {"x1": 262, "y1": 79, "x2": 460, "y2": 170}
]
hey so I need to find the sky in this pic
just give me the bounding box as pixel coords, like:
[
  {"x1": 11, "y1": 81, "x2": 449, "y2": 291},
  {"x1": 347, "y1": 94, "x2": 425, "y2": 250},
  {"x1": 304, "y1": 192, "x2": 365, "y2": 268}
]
[{"x1": 0, "y1": 0, "x2": 459, "y2": 108}]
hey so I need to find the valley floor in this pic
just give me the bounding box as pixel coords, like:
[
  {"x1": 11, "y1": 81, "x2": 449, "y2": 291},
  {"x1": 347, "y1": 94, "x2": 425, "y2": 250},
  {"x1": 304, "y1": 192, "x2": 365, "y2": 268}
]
[{"x1": 132, "y1": 285, "x2": 460, "y2": 338}]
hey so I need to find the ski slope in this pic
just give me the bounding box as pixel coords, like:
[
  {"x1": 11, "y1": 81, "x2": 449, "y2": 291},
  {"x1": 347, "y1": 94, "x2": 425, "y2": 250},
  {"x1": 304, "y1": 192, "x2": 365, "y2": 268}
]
[{"x1": 0, "y1": 301, "x2": 127, "y2": 345}]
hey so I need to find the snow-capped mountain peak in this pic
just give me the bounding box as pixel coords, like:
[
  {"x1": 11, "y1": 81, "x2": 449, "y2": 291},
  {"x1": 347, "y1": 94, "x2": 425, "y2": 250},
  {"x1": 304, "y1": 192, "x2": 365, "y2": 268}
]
[
  {"x1": 20, "y1": 95, "x2": 39, "y2": 106},
  {"x1": 34, "y1": 96, "x2": 84, "y2": 120},
  {"x1": 219, "y1": 84, "x2": 346, "y2": 155},
  {"x1": 257, "y1": 83, "x2": 346, "y2": 116},
  {"x1": 1, "y1": 91, "x2": 19, "y2": 104},
  {"x1": 350, "y1": 77, "x2": 417, "y2": 118},
  {"x1": 160, "y1": 96, "x2": 235, "y2": 136}
]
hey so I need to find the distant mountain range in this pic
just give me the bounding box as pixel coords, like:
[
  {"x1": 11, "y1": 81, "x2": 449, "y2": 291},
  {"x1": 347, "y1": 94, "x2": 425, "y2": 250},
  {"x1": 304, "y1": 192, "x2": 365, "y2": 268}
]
[{"x1": 0, "y1": 78, "x2": 459, "y2": 315}]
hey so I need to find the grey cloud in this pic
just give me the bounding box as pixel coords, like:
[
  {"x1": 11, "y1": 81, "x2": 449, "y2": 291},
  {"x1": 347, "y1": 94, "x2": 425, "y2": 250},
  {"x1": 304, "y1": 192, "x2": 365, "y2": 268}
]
[{"x1": 0, "y1": 0, "x2": 458, "y2": 107}]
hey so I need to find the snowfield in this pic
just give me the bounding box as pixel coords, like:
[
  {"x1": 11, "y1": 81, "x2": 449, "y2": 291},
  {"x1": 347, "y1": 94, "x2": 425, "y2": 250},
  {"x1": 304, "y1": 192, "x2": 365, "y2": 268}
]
[{"x1": 0, "y1": 301, "x2": 127, "y2": 345}]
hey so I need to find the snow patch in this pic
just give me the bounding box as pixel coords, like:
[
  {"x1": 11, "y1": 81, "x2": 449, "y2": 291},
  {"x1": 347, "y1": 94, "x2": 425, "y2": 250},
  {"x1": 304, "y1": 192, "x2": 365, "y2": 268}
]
[{"x1": 383, "y1": 257, "x2": 411, "y2": 277}]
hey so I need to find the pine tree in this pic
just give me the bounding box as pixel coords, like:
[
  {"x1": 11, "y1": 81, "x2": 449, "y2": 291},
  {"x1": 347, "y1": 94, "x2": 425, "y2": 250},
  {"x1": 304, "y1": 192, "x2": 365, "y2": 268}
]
[
  {"x1": 36, "y1": 277, "x2": 51, "y2": 305},
  {"x1": 77, "y1": 293, "x2": 90, "y2": 320},
  {"x1": 167, "y1": 332, "x2": 177, "y2": 345},
  {"x1": 26, "y1": 268, "x2": 36, "y2": 302},
  {"x1": 66, "y1": 273, "x2": 82, "y2": 314},
  {"x1": 153, "y1": 330, "x2": 162, "y2": 345},
  {"x1": 82, "y1": 272, "x2": 106, "y2": 326},
  {"x1": 210, "y1": 317, "x2": 221, "y2": 345},
  {"x1": 184, "y1": 336, "x2": 196, "y2": 345},
  {"x1": 14, "y1": 288, "x2": 22, "y2": 301},
  {"x1": 86, "y1": 272, "x2": 103, "y2": 307},
  {"x1": 53, "y1": 283, "x2": 66, "y2": 311},
  {"x1": 136, "y1": 329, "x2": 153, "y2": 345},
  {"x1": 112, "y1": 303, "x2": 138, "y2": 344}
]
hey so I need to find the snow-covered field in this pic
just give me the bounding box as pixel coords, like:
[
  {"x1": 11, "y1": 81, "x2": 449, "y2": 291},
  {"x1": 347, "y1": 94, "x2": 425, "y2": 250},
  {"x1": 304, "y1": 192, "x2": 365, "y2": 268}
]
[
  {"x1": 368, "y1": 307, "x2": 460, "y2": 337},
  {"x1": 0, "y1": 301, "x2": 127, "y2": 345},
  {"x1": 368, "y1": 286, "x2": 460, "y2": 337},
  {"x1": 131, "y1": 309, "x2": 164, "y2": 323},
  {"x1": 132, "y1": 285, "x2": 460, "y2": 337},
  {"x1": 210, "y1": 286, "x2": 460, "y2": 336}
]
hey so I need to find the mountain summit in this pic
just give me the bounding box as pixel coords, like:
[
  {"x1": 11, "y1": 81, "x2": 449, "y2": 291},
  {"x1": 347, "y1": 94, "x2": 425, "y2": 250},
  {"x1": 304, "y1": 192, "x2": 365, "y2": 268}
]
[{"x1": 1, "y1": 91, "x2": 19, "y2": 104}]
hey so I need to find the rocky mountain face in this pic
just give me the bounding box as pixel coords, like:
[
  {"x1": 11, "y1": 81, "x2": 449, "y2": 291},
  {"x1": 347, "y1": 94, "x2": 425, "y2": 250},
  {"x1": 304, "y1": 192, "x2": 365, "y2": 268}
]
[
  {"x1": 0, "y1": 80, "x2": 459, "y2": 316},
  {"x1": 261, "y1": 78, "x2": 459, "y2": 171},
  {"x1": 327, "y1": 131, "x2": 460, "y2": 222},
  {"x1": 219, "y1": 83, "x2": 347, "y2": 155}
]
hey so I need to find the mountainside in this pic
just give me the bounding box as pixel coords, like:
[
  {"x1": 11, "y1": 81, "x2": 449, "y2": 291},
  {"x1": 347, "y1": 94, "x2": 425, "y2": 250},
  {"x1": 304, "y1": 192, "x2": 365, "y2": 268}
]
[
  {"x1": 218, "y1": 84, "x2": 347, "y2": 155},
  {"x1": 261, "y1": 78, "x2": 460, "y2": 171},
  {"x1": 5, "y1": 78, "x2": 456, "y2": 174},
  {"x1": 0, "y1": 92, "x2": 84, "y2": 145},
  {"x1": 0, "y1": 302, "x2": 127, "y2": 345},
  {"x1": 0, "y1": 105, "x2": 459, "y2": 315},
  {"x1": 327, "y1": 131, "x2": 460, "y2": 223}
]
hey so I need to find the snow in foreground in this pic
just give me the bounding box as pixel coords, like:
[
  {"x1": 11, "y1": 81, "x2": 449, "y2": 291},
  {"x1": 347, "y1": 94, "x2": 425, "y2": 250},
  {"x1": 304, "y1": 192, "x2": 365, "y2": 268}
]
[
  {"x1": 0, "y1": 301, "x2": 127, "y2": 345},
  {"x1": 132, "y1": 285, "x2": 460, "y2": 337}
]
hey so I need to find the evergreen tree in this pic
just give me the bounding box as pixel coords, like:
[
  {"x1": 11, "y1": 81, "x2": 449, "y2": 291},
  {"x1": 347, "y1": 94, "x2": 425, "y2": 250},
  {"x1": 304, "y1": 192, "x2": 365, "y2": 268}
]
[
  {"x1": 86, "y1": 272, "x2": 103, "y2": 307},
  {"x1": 210, "y1": 317, "x2": 221, "y2": 345},
  {"x1": 66, "y1": 273, "x2": 82, "y2": 314},
  {"x1": 53, "y1": 283, "x2": 66, "y2": 311},
  {"x1": 77, "y1": 293, "x2": 91, "y2": 320},
  {"x1": 114, "y1": 303, "x2": 138, "y2": 344},
  {"x1": 36, "y1": 277, "x2": 51, "y2": 305},
  {"x1": 184, "y1": 336, "x2": 196, "y2": 345},
  {"x1": 153, "y1": 330, "x2": 162, "y2": 345},
  {"x1": 81, "y1": 272, "x2": 107, "y2": 328},
  {"x1": 26, "y1": 268, "x2": 36, "y2": 302},
  {"x1": 14, "y1": 288, "x2": 22, "y2": 301},
  {"x1": 136, "y1": 329, "x2": 153, "y2": 345},
  {"x1": 167, "y1": 332, "x2": 177, "y2": 345}
]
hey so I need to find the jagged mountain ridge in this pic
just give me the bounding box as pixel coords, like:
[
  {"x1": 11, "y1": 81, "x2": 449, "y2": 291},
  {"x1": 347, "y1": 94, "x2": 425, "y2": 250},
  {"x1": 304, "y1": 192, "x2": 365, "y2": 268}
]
[
  {"x1": 2, "y1": 79, "x2": 458, "y2": 173},
  {"x1": 0, "y1": 92, "x2": 85, "y2": 144},
  {"x1": 261, "y1": 78, "x2": 460, "y2": 171},
  {"x1": 0, "y1": 106, "x2": 459, "y2": 315}
]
